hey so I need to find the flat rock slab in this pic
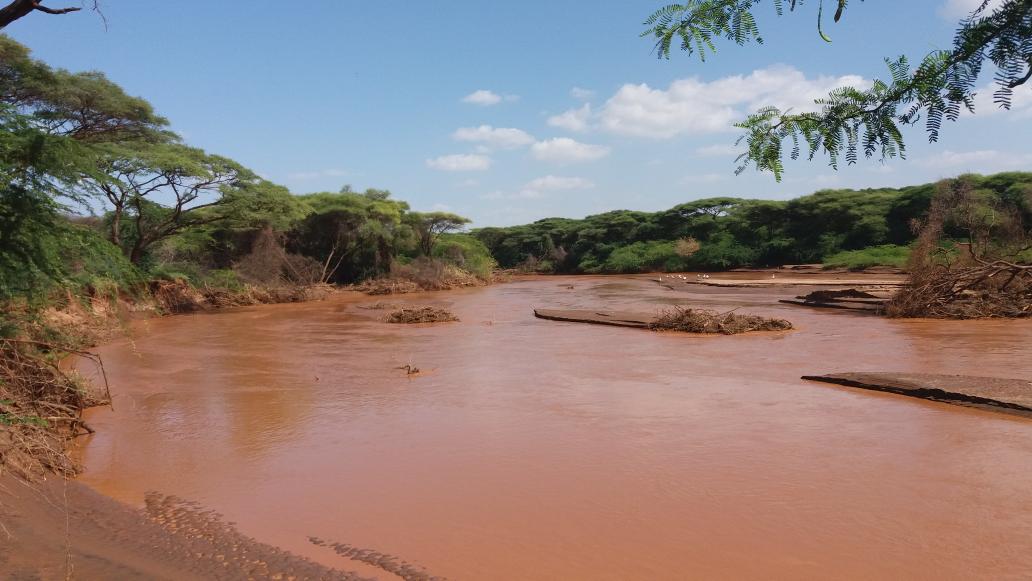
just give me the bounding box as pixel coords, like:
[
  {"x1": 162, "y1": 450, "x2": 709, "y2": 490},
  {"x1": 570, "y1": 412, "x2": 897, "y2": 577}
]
[
  {"x1": 534, "y1": 309, "x2": 654, "y2": 328},
  {"x1": 803, "y1": 372, "x2": 1032, "y2": 418}
]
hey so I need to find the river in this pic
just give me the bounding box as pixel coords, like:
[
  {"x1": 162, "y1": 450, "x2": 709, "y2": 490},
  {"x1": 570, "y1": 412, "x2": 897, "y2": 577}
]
[{"x1": 73, "y1": 275, "x2": 1032, "y2": 579}]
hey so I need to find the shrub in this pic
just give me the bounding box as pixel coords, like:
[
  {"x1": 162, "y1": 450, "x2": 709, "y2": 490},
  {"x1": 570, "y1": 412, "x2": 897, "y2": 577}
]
[
  {"x1": 823, "y1": 244, "x2": 911, "y2": 270},
  {"x1": 602, "y1": 241, "x2": 682, "y2": 273},
  {"x1": 432, "y1": 234, "x2": 496, "y2": 279}
]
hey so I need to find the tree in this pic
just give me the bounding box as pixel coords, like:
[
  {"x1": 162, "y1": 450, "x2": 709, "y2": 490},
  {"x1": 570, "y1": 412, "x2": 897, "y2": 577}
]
[
  {"x1": 289, "y1": 191, "x2": 413, "y2": 283},
  {"x1": 408, "y1": 211, "x2": 471, "y2": 256},
  {"x1": 79, "y1": 143, "x2": 267, "y2": 263},
  {"x1": 0, "y1": 0, "x2": 98, "y2": 29},
  {"x1": 643, "y1": 1, "x2": 1032, "y2": 180},
  {"x1": 0, "y1": 36, "x2": 169, "y2": 143}
]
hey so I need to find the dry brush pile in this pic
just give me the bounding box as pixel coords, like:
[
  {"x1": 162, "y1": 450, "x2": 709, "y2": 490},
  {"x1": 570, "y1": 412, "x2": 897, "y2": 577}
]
[
  {"x1": 0, "y1": 340, "x2": 110, "y2": 479},
  {"x1": 384, "y1": 306, "x2": 459, "y2": 324},
  {"x1": 353, "y1": 258, "x2": 488, "y2": 295},
  {"x1": 648, "y1": 307, "x2": 793, "y2": 335}
]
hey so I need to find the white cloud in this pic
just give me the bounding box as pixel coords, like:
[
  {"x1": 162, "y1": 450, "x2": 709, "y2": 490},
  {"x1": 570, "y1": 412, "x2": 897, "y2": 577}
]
[
  {"x1": 526, "y1": 175, "x2": 595, "y2": 190},
  {"x1": 462, "y1": 90, "x2": 502, "y2": 106},
  {"x1": 970, "y1": 82, "x2": 1032, "y2": 119},
  {"x1": 425, "y1": 154, "x2": 492, "y2": 171},
  {"x1": 453, "y1": 125, "x2": 535, "y2": 149},
  {"x1": 480, "y1": 189, "x2": 543, "y2": 200},
  {"x1": 530, "y1": 138, "x2": 610, "y2": 164},
  {"x1": 939, "y1": 0, "x2": 1004, "y2": 19},
  {"x1": 695, "y1": 144, "x2": 742, "y2": 157},
  {"x1": 571, "y1": 87, "x2": 595, "y2": 100},
  {"x1": 287, "y1": 168, "x2": 350, "y2": 180},
  {"x1": 919, "y1": 149, "x2": 1032, "y2": 171},
  {"x1": 481, "y1": 175, "x2": 595, "y2": 201},
  {"x1": 597, "y1": 64, "x2": 868, "y2": 139},
  {"x1": 461, "y1": 90, "x2": 519, "y2": 106},
  {"x1": 547, "y1": 104, "x2": 592, "y2": 132}
]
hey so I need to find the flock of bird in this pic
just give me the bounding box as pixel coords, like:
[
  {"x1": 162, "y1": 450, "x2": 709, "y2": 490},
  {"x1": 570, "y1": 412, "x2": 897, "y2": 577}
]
[{"x1": 658, "y1": 274, "x2": 712, "y2": 282}]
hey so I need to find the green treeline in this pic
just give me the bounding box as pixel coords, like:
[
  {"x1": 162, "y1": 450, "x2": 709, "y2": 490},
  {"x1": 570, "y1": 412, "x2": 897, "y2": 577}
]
[
  {"x1": 474, "y1": 172, "x2": 1032, "y2": 273},
  {"x1": 0, "y1": 36, "x2": 490, "y2": 307}
]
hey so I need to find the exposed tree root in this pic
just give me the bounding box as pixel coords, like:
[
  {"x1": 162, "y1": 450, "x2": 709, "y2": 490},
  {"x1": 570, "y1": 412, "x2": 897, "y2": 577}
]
[{"x1": 0, "y1": 339, "x2": 110, "y2": 480}]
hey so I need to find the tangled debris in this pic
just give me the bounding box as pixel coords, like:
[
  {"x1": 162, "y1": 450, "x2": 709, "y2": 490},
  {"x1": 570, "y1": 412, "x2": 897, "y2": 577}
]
[
  {"x1": 0, "y1": 340, "x2": 110, "y2": 479},
  {"x1": 648, "y1": 307, "x2": 793, "y2": 335},
  {"x1": 353, "y1": 278, "x2": 422, "y2": 296},
  {"x1": 385, "y1": 306, "x2": 459, "y2": 324},
  {"x1": 151, "y1": 279, "x2": 334, "y2": 313},
  {"x1": 887, "y1": 261, "x2": 1032, "y2": 318},
  {"x1": 352, "y1": 258, "x2": 488, "y2": 295}
]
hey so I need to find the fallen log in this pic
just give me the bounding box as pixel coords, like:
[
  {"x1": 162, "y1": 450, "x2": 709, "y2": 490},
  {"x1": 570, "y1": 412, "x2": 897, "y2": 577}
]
[{"x1": 803, "y1": 372, "x2": 1032, "y2": 418}]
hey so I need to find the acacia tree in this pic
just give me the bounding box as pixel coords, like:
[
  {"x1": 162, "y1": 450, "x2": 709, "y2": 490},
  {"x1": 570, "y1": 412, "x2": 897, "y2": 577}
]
[
  {"x1": 80, "y1": 143, "x2": 268, "y2": 263},
  {"x1": 644, "y1": 0, "x2": 1032, "y2": 180},
  {"x1": 0, "y1": 36, "x2": 168, "y2": 143},
  {"x1": 408, "y1": 211, "x2": 472, "y2": 256},
  {"x1": 289, "y1": 192, "x2": 413, "y2": 283}
]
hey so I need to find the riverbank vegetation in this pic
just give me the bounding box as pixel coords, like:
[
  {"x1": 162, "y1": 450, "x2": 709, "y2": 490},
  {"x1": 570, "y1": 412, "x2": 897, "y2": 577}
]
[
  {"x1": 887, "y1": 176, "x2": 1032, "y2": 319},
  {"x1": 0, "y1": 35, "x2": 490, "y2": 318},
  {"x1": 475, "y1": 172, "x2": 1032, "y2": 277}
]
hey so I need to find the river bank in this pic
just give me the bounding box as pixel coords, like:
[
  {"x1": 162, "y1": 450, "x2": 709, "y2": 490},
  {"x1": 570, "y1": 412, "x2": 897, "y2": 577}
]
[{"x1": 47, "y1": 273, "x2": 1032, "y2": 579}]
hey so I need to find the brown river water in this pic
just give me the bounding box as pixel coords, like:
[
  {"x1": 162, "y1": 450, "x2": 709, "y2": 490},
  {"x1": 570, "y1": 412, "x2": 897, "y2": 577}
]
[{"x1": 73, "y1": 275, "x2": 1032, "y2": 579}]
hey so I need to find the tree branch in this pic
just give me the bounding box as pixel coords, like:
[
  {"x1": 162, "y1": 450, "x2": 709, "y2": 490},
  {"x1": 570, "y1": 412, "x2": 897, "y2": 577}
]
[
  {"x1": 0, "y1": 0, "x2": 87, "y2": 28},
  {"x1": 32, "y1": 3, "x2": 80, "y2": 16}
]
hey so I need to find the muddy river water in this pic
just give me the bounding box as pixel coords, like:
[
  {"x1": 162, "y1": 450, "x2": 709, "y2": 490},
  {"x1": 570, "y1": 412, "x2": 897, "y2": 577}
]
[{"x1": 74, "y1": 276, "x2": 1032, "y2": 579}]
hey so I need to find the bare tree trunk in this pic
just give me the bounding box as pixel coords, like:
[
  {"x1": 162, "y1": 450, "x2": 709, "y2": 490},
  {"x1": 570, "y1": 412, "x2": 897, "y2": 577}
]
[{"x1": 108, "y1": 209, "x2": 121, "y2": 249}]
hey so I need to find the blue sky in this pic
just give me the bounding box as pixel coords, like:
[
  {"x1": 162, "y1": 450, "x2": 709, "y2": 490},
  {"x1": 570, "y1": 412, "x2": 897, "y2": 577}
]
[{"x1": 7, "y1": 0, "x2": 1031, "y2": 226}]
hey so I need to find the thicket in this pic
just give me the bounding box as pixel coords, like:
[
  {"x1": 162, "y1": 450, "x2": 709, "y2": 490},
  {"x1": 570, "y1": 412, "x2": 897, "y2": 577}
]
[{"x1": 476, "y1": 173, "x2": 1032, "y2": 274}]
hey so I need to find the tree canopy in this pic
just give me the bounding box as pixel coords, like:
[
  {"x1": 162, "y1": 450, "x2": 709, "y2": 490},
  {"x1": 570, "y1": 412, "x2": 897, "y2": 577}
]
[
  {"x1": 643, "y1": 0, "x2": 1032, "y2": 180},
  {"x1": 475, "y1": 172, "x2": 1032, "y2": 273}
]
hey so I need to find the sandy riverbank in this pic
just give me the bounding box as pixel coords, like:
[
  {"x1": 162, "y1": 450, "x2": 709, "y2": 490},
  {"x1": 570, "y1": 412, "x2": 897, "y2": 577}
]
[{"x1": 0, "y1": 476, "x2": 370, "y2": 580}]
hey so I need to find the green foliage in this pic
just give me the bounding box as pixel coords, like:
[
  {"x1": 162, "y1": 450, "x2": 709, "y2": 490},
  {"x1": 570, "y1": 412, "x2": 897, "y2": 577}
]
[
  {"x1": 0, "y1": 34, "x2": 170, "y2": 142},
  {"x1": 602, "y1": 241, "x2": 682, "y2": 273},
  {"x1": 644, "y1": 1, "x2": 1032, "y2": 180},
  {"x1": 475, "y1": 172, "x2": 1032, "y2": 273},
  {"x1": 823, "y1": 244, "x2": 911, "y2": 269},
  {"x1": 407, "y1": 211, "x2": 472, "y2": 256},
  {"x1": 643, "y1": 1, "x2": 858, "y2": 61},
  {"x1": 432, "y1": 234, "x2": 496, "y2": 279},
  {"x1": 289, "y1": 191, "x2": 420, "y2": 283}
]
